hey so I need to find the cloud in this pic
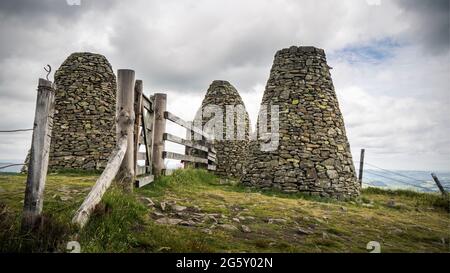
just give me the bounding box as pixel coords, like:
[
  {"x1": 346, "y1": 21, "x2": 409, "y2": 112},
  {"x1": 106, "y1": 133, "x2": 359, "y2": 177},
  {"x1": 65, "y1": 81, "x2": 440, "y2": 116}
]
[
  {"x1": 332, "y1": 41, "x2": 450, "y2": 171},
  {"x1": 0, "y1": 0, "x2": 448, "y2": 172},
  {"x1": 395, "y1": 0, "x2": 450, "y2": 55},
  {"x1": 103, "y1": 0, "x2": 412, "y2": 93},
  {"x1": 0, "y1": 0, "x2": 118, "y2": 21},
  {"x1": 0, "y1": 0, "x2": 82, "y2": 20}
]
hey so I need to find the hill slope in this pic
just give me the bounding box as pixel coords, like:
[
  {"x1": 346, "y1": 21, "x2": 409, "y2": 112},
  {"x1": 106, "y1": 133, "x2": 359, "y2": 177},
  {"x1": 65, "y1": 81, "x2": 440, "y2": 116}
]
[{"x1": 0, "y1": 169, "x2": 449, "y2": 253}]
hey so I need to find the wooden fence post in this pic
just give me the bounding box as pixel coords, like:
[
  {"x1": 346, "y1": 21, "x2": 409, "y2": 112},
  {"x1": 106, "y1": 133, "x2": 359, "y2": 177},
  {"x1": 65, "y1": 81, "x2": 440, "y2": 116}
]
[
  {"x1": 431, "y1": 173, "x2": 447, "y2": 196},
  {"x1": 133, "y1": 80, "x2": 143, "y2": 175},
  {"x1": 116, "y1": 69, "x2": 135, "y2": 192},
  {"x1": 358, "y1": 149, "x2": 365, "y2": 186},
  {"x1": 152, "y1": 93, "x2": 167, "y2": 177},
  {"x1": 184, "y1": 127, "x2": 195, "y2": 169},
  {"x1": 22, "y1": 78, "x2": 55, "y2": 231}
]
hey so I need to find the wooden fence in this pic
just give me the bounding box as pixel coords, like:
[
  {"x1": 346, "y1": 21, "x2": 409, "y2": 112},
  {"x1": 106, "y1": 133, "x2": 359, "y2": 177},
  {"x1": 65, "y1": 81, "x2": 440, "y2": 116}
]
[
  {"x1": 163, "y1": 111, "x2": 217, "y2": 173},
  {"x1": 132, "y1": 88, "x2": 217, "y2": 187},
  {"x1": 17, "y1": 69, "x2": 217, "y2": 229}
]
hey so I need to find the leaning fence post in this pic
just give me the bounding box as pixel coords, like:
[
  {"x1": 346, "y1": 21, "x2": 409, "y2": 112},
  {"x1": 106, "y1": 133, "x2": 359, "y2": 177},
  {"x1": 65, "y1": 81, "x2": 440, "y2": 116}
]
[
  {"x1": 152, "y1": 93, "x2": 167, "y2": 177},
  {"x1": 22, "y1": 78, "x2": 55, "y2": 231},
  {"x1": 116, "y1": 69, "x2": 136, "y2": 192},
  {"x1": 431, "y1": 173, "x2": 447, "y2": 196}
]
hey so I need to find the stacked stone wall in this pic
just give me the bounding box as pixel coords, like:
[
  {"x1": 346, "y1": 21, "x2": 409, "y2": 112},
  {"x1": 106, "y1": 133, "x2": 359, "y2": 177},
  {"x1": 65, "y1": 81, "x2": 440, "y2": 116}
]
[
  {"x1": 48, "y1": 52, "x2": 117, "y2": 171},
  {"x1": 193, "y1": 80, "x2": 251, "y2": 178},
  {"x1": 241, "y1": 46, "x2": 359, "y2": 198}
]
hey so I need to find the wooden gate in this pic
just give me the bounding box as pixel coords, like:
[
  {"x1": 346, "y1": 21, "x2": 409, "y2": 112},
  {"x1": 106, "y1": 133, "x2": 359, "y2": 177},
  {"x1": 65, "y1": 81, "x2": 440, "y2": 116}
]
[
  {"x1": 132, "y1": 83, "x2": 217, "y2": 188},
  {"x1": 133, "y1": 81, "x2": 155, "y2": 187},
  {"x1": 163, "y1": 111, "x2": 217, "y2": 172}
]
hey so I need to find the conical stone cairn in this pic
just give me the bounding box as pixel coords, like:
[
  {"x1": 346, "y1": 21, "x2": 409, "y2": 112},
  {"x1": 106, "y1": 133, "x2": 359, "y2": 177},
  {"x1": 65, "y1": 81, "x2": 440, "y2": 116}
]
[
  {"x1": 49, "y1": 52, "x2": 117, "y2": 171},
  {"x1": 191, "y1": 80, "x2": 251, "y2": 178},
  {"x1": 241, "y1": 46, "x2": 359, "y2": 198}
]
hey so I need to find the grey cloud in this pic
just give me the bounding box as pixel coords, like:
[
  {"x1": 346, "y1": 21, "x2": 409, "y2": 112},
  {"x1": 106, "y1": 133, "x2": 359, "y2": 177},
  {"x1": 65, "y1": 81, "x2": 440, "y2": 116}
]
[
  {"x1": 0, "y1": 0, "x2": 82, "y2": 22},
  {"x1": 0, "y1": 0, "x2": 119, "y2": 21}
]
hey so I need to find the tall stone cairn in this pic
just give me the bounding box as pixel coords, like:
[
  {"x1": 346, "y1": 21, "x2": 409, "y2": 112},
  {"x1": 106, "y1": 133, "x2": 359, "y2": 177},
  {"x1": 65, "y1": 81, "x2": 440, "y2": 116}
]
[
  {"x1": 48, "y1": 52, "x2": 117, "y2": 171},
  {"x1": 192, "y1": 80, "x2": 251, "y2": 178},
  {"x1": 241, "y1": 46, "x2": 359, "y2": 198}
]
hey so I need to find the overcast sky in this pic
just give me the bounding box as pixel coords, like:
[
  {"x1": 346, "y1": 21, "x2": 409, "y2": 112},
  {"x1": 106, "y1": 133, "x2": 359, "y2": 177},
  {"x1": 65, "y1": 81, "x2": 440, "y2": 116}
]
[{"x1": 0, "y1": 0, "x2": 449, "y2": 172}]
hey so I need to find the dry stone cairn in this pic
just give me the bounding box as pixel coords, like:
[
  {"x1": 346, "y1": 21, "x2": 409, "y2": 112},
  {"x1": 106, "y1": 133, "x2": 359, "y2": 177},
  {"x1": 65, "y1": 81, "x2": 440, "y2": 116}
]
[
  {"x1": 48, "y1": 52, "x2": 117, "y2": 171},
  {"x1": 241, "y1": 46, "x2": 360, "y2": 198},
  {"x1": 191, "y1": 80, "x2": 250, "y2": 178}
]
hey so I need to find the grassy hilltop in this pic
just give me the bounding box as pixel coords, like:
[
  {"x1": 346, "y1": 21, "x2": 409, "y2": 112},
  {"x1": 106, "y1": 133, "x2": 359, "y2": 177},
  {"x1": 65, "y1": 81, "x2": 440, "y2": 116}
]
[{"x1": 0, "y1": 169, "x2": 449, "y2": 253}]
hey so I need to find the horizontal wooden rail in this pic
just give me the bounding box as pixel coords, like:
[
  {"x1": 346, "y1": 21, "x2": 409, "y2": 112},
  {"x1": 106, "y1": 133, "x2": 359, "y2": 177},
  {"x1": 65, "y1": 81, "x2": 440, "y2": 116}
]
[
  {"x1": 162, "y1": 151, "x2": 208, "y2": 164},
  {"x1": 135, "y1": 175, "x2": 154, "y2": 188},
  {"x1": 163, "y1": 133, "x2": 208, "y2": 152},
  {"x1": 164, "y1": 111, "x2": 212, "y2": 140},
  {"x1": 72, "y1": 135, "x2": 128, "y2": 228},
  {"x1": 208, "y1": 154, "x2": 216, "y2": 163},
  {"x1": 207, "y1": 165, "x2": 217, "y2": 171}
]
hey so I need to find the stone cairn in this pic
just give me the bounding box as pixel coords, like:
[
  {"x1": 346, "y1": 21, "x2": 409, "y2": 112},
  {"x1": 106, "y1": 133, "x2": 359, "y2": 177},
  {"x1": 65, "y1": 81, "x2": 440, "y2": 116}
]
[
  {"x1": 191, "y1": 80, "x2": 251, "y2": 178},
  {"x1": 241, "y1": 46, "x2": 359, "y2": 198},
  {"x1": 48, "y1": 52, "x2": 117, "y2": 171}
]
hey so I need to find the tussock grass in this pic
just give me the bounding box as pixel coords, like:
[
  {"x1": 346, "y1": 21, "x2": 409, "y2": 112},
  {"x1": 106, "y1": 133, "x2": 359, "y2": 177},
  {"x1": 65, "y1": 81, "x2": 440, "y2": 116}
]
[
  {"x1": 363, "y1": 187, "x2": 450, "y2": 212},
  {"x1": 0, "y1": 203, "x2": 71, "y2": 253},
  {"x1": 0, "y1": 169, "x2": 449, "y2": 253},
  {"x1": 78, "y1": 188, "x2": 148, "y2": 252}
]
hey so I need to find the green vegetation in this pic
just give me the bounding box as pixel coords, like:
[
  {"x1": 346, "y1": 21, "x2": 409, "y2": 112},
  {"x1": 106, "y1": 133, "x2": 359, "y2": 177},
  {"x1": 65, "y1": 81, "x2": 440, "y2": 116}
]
[{"x1": 0, "y1": 169, "x2": 449, "y2": 253}]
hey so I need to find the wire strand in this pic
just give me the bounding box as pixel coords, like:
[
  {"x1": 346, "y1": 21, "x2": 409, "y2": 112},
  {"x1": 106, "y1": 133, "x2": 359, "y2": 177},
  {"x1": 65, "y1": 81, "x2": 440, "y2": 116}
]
[
  {"x1": 0, "y1": 129, "x2": 33, "y2": 133},
  {"x1": 362, "y1": 162, "x2": 434, "y2": 184},
  {"x1": 0, "y1": 164, "x2": 26, "y2": 170},
  {"x1": 364, "y1": 169, "x2": 431, "y2": 191},
  {"x1": 356, "y1": 160, "x2": 450, "y2": 190}
]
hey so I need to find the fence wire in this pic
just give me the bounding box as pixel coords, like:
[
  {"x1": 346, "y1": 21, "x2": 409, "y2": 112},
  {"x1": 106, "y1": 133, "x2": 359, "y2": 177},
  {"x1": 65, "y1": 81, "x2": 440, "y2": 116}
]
[
  {"x1": 363, "y1": 169, "x2": 431, "y2": 191},
  {"x1": 0, "y1": 128, "x2": 30, "y2": 171},
  {"x1": 0, "y1": 129, "x2": 33, "y2": 133},
  {"x1": 0, "y1": 164, "x2": 26, "y2": 170},
  {"x1": 356, "y1": 160, "x2": 448, "y2": 192}
]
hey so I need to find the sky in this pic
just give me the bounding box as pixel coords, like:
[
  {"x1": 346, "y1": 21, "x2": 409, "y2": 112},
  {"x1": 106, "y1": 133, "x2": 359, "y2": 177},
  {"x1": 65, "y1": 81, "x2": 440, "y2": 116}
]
[{"x1": 0, "y1": 0, "x2": 449, "y2": 172}]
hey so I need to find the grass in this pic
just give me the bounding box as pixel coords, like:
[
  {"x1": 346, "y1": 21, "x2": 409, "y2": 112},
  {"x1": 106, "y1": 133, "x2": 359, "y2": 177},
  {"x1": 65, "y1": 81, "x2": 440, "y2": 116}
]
[{"x1": 0, "y1": 169, "x2": 449, "y2": 253}]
